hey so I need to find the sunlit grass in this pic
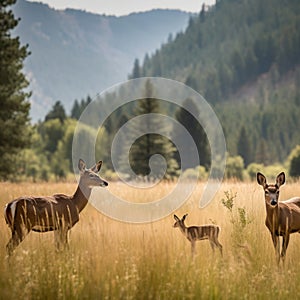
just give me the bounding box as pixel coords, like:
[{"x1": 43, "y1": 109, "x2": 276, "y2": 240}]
[{"x1": 1, "y1": 180, "x2": 300, "y2": 299}]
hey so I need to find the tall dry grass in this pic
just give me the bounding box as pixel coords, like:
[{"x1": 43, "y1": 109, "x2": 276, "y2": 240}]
[{"x1": 1, "y1": 180, "x2": 300, "y2": 299}]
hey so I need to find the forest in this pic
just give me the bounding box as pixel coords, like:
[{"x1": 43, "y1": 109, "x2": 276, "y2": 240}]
[
  {"x1": 1, "y1": 0, "x2": 300, "y2": 182},
  {"x1": 16, "y1": 88, "x2": 300, "y2": 183},
  {"x1": 3, "y1": 2, "x2": 300, "y2": 299},
  {"x1": 130, "y1": 0, "x2": 300, "y2": 170}
]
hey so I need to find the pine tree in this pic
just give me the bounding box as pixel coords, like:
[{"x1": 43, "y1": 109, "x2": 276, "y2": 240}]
[
  {"x1": 288, "y1": 145, "x2": 300, "y2": 178},
  {"x1": 71, "y1": 99, "x2": 81, "y2": 119},
  {"x1": 131, "y1": 58, "x2": 141, "y2": 79},
  {"x1": 174, "y1": 98, "x2": 210, "y2": 169},
  {"x1": 200, "y1": 3, "x2": 206, "y2": 22},
  {"x1": 0, "y1": 0, "x2": 31, "y2": 179},
  {"x1": 237, "y1": 126, "x2": 252, "y2": 166},
  {"x1": 124, "y1": 79, "x2": 178, "y2": 179},
  {"x1": 71, "y1": 95, "x2": 92, "y2": 120},
  {"x1": 45, "y1": 101, "x2": 66, "y2": 123},
  {"x1": 255, "y1": 139, "x2": 270, "y2": 165}
]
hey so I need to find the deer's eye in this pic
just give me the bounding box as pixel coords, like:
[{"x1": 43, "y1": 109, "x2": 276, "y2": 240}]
[
  {"x1": 265, "y1": 190, "x2": 269, "y2": 195},
  {"x1": 276, "y1": 191, "x2": 279, "y2": 195}
]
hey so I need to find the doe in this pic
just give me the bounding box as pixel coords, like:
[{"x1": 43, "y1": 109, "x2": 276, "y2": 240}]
[
  {"x1": 4, "y1": 159, "x2": 108, "y2": 255},
  {"x1": 257, "y1": 172, "x2": 300, "y2": 264}
]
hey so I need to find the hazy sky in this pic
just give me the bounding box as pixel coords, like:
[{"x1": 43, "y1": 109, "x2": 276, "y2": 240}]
[{"x1": 28, "y1": 0, "x2": 216, "y2": 16}]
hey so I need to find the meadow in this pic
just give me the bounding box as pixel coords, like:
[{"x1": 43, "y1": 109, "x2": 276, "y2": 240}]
[{"x1": 1, "y1": 179, "x2": 300, "y2": 299}]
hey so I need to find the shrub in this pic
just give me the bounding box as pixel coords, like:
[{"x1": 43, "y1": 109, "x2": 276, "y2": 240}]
[
  {"x1": 221, "y1": 190, "x2": 252, "y2": 246},
  {"x1": 288, "y1": 145, "x2": 300, "y2": 178},
  {"x1": 247, "y1": 163, "x2": 264, "y2": 180},
  {"x1": 226, "y1": 155, "x2": 244, "y2": 180},
  {"x1": 182, "y1": 165, "x2": 208, "y2": 181}
]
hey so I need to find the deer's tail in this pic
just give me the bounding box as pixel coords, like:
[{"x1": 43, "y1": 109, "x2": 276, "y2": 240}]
[{"x1": 4, "y1": 201, "x2": 17, "y2": 229}]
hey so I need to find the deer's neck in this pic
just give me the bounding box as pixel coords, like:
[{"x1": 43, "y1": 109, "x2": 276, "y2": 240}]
[
  {"x1": 265, "y1": 203, "x2": 279, "y2": 232},
  {"x1": 179, "y1": 223, "x2": 188, "y2": 237},
  {"x1": 72, "y1": 182, "x2": 92, "y2": 213}
]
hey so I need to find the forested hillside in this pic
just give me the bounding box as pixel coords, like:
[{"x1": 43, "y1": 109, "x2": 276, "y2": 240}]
[
  {"x1": 6, "y1": 0, "x2": 300, "y2": 181},
  {"x1": 131, "y1": 0, "x2": 300, "y2": 165},
  {"x1": 13, "y1": 0, "x2": 191, "y2": 120}
]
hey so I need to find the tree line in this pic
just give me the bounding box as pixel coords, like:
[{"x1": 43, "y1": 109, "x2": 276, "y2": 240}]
[
  {"x1": 132, "y1": 0, "x2": 300, "y2": 103},
  {"x1": 2, "y1": 0, "x2": 300, "y2": 181},
  {"x1": 129, "y1": 0, "x2": 300, "y2": 171},
  {"x1": 21, "y1": 81, "x2": 210, "y2": 182},
  {"x1": 15, "y1": 85, "x2": 300, "y2": 182}
]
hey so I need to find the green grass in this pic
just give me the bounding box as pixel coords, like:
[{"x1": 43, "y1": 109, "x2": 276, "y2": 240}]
[{"x1": 1, "y1": 181, "x2": 300, "y2": 299}]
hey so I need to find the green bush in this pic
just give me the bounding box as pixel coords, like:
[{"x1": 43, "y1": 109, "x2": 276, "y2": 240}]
[
  {"x1": 181, "y1": 165, "x2": 208, "y2": 181},
  {"x1": 247, "y1": 163, "x2": 264, "y2": 180},
  {"x1": 263, "y1": 164, "x2": 286, "y2": 181},
  {"x1": 288, "y1": 145, "x2": 300, "y2": 178},
  {"x1": 226, "y1": 155, "x2": 244, "y2": 180}
]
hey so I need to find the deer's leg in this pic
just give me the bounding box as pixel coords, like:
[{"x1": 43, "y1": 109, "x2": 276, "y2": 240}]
[
  {"x1": 281, "y1": 233, "x2": 290, "y2": 263},
  {"x1": 191, "y1": 240, "x2": 196, "y2": 256},
  {"x1": 54, "y1": 230, "x2": 59, "y2": 250},
  {"x1": 6, "y1": 232, "x2": 21, "y2": 256},
  {"x1": 214, "y1": 239, "x2": 223, "y2": 256},
  {"x1": 209, "y1": 239, "x2": 216, "y2": 253},
  {"x1": 271, "y1": 234, "x2": 280, "y2": 264},
  {"x1": 62, "y1": 228, "x2": 69, "y2": 250},
  {"x1": 54, "y1": 227, "x2": 69, "y2": 251},
  {"x1": 6, "y1": 225, "x2": 29, "y2": 256},
  {"x1": 210, "y1": 231, "x2": 223, "y2": 256},
  {"x1": 54, "y1": 229, "x2": 64, "y2": 251}
]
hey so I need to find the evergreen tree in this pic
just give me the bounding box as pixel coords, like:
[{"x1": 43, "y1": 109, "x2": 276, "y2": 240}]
[
  {"x1": 131, "y1": 58, "x2": 141, "y2": 79},
  {"x1": 0, "y1": 0, "x2": 31, "y2": 179},
  {"x1": 79, "y1": 98, "x2": 88, "y2": 113},
  {"x1": 125, "y1": 79, "x2": 178, "y2": 179},
  {"x1": 185, "y1": 75, "x2": 198, "y2": 91},
  {"x1": 86, "y1": 95, "x2": 92, "y2": 105},
  {"x1": 174, "y1": 98, "x2": 210, "y2": 169},
  {"x1": 288, "y1": 145, "x2": 300, "y2": 178},
  {"x1": 200, "y1": 3, "x2": 206, "y2": 22},
  {"x1": 71, "y1": 99, "x2": 81, "y2": 119},
  {"x1": 71, "y1": 95, "x2": 92, "y2": 120},
  {"x1": 237, "y1": 126, "x2": 252, "y2": 166},
  {"x1": 38, "y1": 118, "x2": 66, "y2": 156},
  {"x1": 255, "y1": 139, "x2": 270, "y2": 165},
  {"x1": 45, "y1": 100, "x2": 66, "y2": 123}
]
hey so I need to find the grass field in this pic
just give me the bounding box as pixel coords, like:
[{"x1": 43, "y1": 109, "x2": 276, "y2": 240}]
[{"x1": 1, "y1": 180, "x2": 300, "y2": 299}]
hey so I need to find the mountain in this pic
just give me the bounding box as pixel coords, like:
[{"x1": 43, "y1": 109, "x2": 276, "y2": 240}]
[
  {"x1": 137, "y1": 0, "x2": 299, "y2": 102},
  {"x1": 133, "y1": 0, "x2": 300, "y2": 164},
  {"x1": 13, "y1": 0, "x2": 192, "y2": 121}
]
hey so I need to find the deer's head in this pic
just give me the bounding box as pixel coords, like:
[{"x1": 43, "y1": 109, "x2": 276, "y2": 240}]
[
  {"x1": 173, "y1": 214, "x2": 188, "y2": 228},
  {"x1": 78, "y1": 159, "x2": 108, "y2": 188},
  {"x1": 257, "y1": 172, "x2": 285, "y2": 207}
]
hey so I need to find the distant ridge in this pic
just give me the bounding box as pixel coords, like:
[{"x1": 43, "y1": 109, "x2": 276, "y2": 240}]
[{"x1": 13, "y1": 0, "x2": 192, "y2": 121}]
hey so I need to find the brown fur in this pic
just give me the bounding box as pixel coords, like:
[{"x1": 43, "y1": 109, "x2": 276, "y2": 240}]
[
  {"x1": 4, "y1": 159, "x2": 108, "y2": 255},
  {"x1": 173, "y1": 214, "x2": 223, "y2": 256},
  {"x1": 257, "y1": 172, "x2": 300, "y2": 264}
]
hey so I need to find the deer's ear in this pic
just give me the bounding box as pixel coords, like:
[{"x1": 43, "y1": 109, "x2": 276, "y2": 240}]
[
  {"x1": 174, "y1": 214, "x2": 180, "y2": 221},
  {"x1": 78, "y1": 159, "x2": 86, "y2": 173},
  {"x1": 276, "y1": 172, "x2": 285, "y2": 187},
  {"x1": 182, "y1": 214, "x2": 188, "y2": 221},
  {"x1": 257, "y1": 172, "x2": 266, "y2": 187},
  {"x1": 91, "y1": 160, "x2": 102, "y2": 173}
]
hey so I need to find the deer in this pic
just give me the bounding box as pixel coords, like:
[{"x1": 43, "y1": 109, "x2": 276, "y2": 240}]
[
  {"x1": 173, "y1": 214, "x2": 223, "y2": 256},
  {"x1": 257, "y1": 172, "x2": 300, "y2": 264},
  {"x1": 4, "y1": 159, "x2": 108, "y2": 256}
]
